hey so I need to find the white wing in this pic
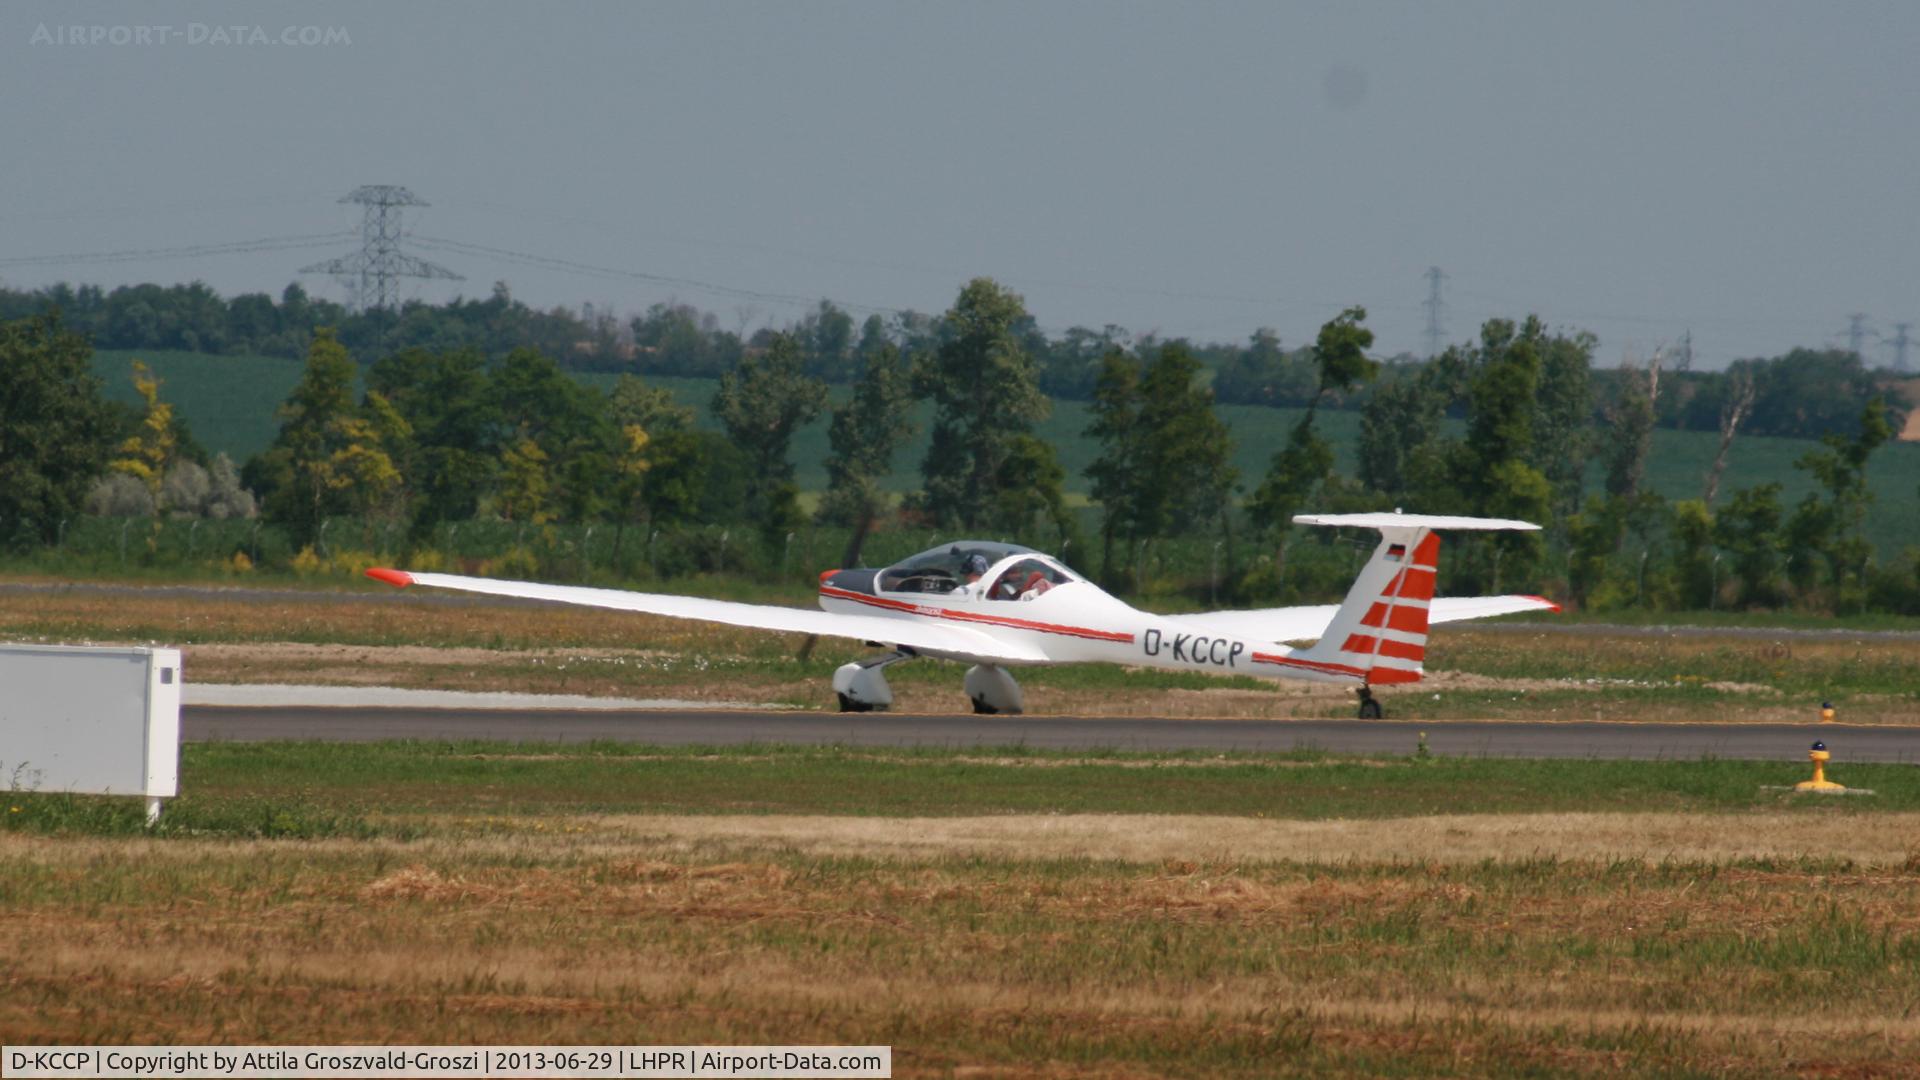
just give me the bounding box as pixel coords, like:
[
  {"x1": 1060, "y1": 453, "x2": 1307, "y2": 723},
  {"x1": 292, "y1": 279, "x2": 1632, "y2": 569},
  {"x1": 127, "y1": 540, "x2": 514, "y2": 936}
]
[
  {"x1": 368, "y1": 569, "x2": 1048, "y2": 664},
  {"x1": 1163, "y1": 595, "x2": 1560, "y2": 644}
]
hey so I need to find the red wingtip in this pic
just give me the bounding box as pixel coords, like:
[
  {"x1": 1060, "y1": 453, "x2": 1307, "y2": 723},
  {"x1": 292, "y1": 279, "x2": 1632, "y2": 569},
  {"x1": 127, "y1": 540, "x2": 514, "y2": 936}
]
[
  {"x1": 819, "y1": 568, "x2": 838, "y2": 586},
  {"x1": 366, "y1": 567, "x2": 414, "y2": 588},
  {"x1": 1521, "y1": 593, "x2": 1563, "y2": 613}
]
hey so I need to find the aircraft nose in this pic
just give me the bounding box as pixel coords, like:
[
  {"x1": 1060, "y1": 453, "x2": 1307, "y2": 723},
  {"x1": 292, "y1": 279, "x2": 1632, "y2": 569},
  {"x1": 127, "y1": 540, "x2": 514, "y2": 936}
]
[{"x1": 822, "y1": 568, "x2": 879, "y2": 594}]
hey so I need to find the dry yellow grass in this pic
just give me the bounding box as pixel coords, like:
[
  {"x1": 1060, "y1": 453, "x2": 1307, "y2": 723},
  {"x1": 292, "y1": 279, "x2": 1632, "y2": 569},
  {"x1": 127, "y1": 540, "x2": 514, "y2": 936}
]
[
  {"x1": 6, "y1": 815, "x2": 1920, "y2": 1075},
  {"x1": 11, "y1": 810, "x2": 1916, "y2": 868},
  {"x1": 548, "y1": 810, "x2": 1920, "y2": 866}
]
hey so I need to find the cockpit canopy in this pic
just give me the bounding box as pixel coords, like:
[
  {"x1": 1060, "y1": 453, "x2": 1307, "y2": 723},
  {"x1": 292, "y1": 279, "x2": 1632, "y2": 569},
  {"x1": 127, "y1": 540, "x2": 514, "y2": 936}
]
[{"x1": 878, "y1": 541, "x2": 1078, "y2": 596}]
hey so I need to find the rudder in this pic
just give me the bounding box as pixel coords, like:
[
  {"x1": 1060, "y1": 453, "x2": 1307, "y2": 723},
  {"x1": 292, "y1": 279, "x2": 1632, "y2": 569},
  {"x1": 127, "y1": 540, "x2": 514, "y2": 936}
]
[{"x1": 1293, "y1": 527, "x2": 1438, "y2": 685}]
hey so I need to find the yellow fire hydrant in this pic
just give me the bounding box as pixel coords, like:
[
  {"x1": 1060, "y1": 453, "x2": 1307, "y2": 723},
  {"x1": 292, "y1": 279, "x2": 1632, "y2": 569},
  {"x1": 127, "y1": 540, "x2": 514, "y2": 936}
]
[
  {"x1": 1820, "y1": 701, "x2": 1835, "y2": 724},
  {"x1": 1795, "y1": 741, "x2": 1846, "y2": 793}
]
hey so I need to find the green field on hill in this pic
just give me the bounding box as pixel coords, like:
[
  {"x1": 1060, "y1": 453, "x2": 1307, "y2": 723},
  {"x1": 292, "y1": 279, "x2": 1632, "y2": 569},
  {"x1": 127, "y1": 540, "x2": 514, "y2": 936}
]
[{"x1": 97, "y1": 351, "x2": 1920, "y2": 555}]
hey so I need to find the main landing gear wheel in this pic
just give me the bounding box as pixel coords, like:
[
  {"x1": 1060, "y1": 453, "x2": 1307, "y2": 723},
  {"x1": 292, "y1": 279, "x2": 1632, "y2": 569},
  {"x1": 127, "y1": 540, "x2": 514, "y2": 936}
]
[
  {"x1": 963, "y1": 664, "x2": 1025, "y2": 716},
  {"x1": 1356, "y1": 687, "x2": 1384, "y2": 720},
  {"x1": 833, "y1": 650, "x2": 914, "y2": 712}
]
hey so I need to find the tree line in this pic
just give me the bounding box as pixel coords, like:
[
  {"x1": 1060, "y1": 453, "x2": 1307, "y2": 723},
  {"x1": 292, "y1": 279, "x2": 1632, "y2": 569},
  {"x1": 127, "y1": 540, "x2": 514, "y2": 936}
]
[
  {"x1": 0, "y1": 279, "x2": 1897, "y2": 440},
  {"x1": 0, "y1": 277, "x2": 1915, "y2": 614}
]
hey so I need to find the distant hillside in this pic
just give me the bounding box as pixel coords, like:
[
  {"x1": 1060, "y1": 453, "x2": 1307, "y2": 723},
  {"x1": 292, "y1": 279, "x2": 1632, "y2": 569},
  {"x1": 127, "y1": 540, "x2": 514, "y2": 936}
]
[{"x1": 102, "y1": 352, "x2": 1920, "y2": 557}]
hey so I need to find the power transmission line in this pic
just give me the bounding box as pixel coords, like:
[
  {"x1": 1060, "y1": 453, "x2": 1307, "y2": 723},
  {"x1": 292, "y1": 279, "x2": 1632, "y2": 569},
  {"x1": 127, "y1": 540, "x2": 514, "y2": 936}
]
[
  {"x1": 410, "y1": 234, "x2": 913, "y2": 317},
  {"x1": 1844, "y1": 312, "x2": 1873, "y2": 358},
  {"x1": 1421, "y1": 266, "x2": 1446, "y2": 358},
  {"x1": 299, "y1": 185, "x2": 463, "y2": 312},
  {"x1": 0, "y1": 231, "x2": 354, "y2": 269}
]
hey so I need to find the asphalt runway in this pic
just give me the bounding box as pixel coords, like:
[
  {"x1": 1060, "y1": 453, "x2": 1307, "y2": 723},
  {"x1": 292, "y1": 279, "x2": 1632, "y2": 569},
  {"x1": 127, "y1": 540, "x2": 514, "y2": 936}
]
[{"x1": 182, "y1": 706, "x2": 1920, "y2": 762}]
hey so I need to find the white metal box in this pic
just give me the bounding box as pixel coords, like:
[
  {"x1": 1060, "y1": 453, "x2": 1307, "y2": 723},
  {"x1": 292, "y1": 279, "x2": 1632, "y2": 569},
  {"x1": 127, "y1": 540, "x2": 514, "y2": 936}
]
[{"x1": 0, "y1": 644, "x2": 182, "y2": 813}]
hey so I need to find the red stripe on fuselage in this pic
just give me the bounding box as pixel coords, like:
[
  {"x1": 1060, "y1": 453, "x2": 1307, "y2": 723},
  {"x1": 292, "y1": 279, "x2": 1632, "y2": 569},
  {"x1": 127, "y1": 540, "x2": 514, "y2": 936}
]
[
  {"x1": 1251, "y1": 650, "x2": 1423, "y2": 684},
  {"x1": 818, "y1": 585, "x2": 1135, "y2": 644}
]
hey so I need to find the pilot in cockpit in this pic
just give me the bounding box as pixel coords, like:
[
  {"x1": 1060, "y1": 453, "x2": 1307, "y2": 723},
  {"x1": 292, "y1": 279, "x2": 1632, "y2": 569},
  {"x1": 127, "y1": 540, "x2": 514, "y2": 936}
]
[{"x1": 951, "y1": 552, "x2": 990, "y2": 595}]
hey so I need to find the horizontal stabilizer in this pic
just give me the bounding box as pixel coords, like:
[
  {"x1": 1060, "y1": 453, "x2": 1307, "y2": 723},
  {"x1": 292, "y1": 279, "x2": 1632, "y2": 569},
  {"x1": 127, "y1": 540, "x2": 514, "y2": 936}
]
[
  {"x1": 1166, "y1": 594, "x2": 1561, "y2": 644},
  {"x1": 1294, "y1": 512, "x2": 1540, "y2": 532}
]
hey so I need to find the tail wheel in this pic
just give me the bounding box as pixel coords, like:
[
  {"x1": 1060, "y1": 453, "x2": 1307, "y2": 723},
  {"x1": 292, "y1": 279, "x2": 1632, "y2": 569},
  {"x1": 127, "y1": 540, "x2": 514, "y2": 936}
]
[{"x1": 1356, "y1": 687, "x2": 1383, "y2": 720}]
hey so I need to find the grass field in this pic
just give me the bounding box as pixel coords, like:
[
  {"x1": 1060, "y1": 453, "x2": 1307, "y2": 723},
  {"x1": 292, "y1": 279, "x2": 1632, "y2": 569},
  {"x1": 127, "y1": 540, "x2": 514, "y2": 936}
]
[
  {"x1": 7, "y1": 743, "x2": 1920, "y2": 1076},
  {"x1": 92, "y1": 349, "x2": 312, "y2": 463},
  {"x1": 102, "y1": 352, "x2": 1920, "y2": 557}
]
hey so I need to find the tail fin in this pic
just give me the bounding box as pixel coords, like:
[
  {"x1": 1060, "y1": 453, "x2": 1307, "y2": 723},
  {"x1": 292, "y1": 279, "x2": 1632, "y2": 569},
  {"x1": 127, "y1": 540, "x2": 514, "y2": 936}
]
[{"x1": 1290, "y1": 512, "x2": 1540, "y2": 686}]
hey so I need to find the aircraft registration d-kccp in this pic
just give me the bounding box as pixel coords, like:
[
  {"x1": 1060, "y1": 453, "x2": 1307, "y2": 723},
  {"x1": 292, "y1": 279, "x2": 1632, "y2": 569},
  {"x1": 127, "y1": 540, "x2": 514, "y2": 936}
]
[{"x1": 366, "y1": 511, "x2": 1559, "y2": 718}]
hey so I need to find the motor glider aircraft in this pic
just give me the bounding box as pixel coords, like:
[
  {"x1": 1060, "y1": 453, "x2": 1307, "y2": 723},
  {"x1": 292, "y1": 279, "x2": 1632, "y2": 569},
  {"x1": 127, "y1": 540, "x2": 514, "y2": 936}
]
[{"x1": 365, "y1": 512, "x2": 1559, "y2": 718}]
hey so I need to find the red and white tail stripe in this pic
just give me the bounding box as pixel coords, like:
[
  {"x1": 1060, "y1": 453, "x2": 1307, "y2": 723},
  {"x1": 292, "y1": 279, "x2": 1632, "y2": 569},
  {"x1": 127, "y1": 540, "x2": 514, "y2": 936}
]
[{"x1": 1295, "y1": 529, "x2": 1439, "y2": 685}]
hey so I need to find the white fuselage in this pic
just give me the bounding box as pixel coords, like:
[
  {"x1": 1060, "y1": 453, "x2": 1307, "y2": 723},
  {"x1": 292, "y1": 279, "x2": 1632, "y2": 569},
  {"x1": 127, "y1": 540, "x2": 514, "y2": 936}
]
[{"x1": 818, "y1": 554, "x2": 1352, "y2": 684}]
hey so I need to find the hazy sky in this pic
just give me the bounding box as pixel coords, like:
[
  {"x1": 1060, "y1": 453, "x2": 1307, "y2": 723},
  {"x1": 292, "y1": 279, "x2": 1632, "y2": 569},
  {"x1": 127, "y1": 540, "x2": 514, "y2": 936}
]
[{"x1": 4, "y1": 1, "x2": 1917, "y2": 368}]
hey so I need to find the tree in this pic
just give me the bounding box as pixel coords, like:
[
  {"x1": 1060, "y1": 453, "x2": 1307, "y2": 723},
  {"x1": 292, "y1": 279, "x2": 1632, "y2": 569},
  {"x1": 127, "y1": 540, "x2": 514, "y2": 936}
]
[
  {"x1": 1357, "y1": 363, "x2": 1447, "y2": 499},
  {"x1": 1670, "y1": 499, "x2": 1717, "y2": 609},
  {"x1": 1701, "y1": 364, "x2": 1757, "y2": 506},
  {"x1": 1214, "y1": 329, "x2": 1318, "y2": 407},
  {"x1": 1248, "y1": 307, "x2": 1376, "y2": 538},
  {"x1": 1083, "y1": 348, "x2": 1143, "y2": 582},
  {"x1": 984, "y1": 433, "x2": 1078, "y2": 550},
  {"x1": 367, "y1": 346, "x2": 498, "y2": 537},
  {"x1": 1603, "y1": 352, "x2": 1661, "y2": 501},
  {"x1": 325, "y1": 395, "x2": 410, "y2": 541},
  {"x1": 489, "y1": 347, "x2": 613, "y2": 523},
  {"x1": 914, "y1": 278, "x2": 1051, "y2": 530},
  {"x1": 1038, "y1": 324, "x2": 1127, "y2": 400},
  {"x1": 630, "y1": 302, "x2": 743, "y2": 378},
  {"x1": 1136, "y1": 343, "x2": 1235, "y2": 539},
  {"x1": 1531, "y1": 327, "x2": 1596, "y2": 520},
  {"x1": 606, "y1": 423, "x2": 652, "y2": 566},
  {"x1": 608, "y1": 373, "x2": 694, "y2": 437},
  {"x1": 1715, "y1": 482, "x2": 1785, "y2": 607},
  {"x1": 712, "y1": 332, "x2": 828, "y2": 543},
  {"x1": 604, "y1": 373, "x2": 695, "y2": 567},
  {"x1": 200, "y1": 453, "x2": 256, "y2": 520},
  {"x1": 495, "y1": 435, "x2": 552, "y2": 524},
  {"x1": 1085, "y1": 342, "x2": 1237, "y2": 588},
  {"x1": 1785, "y1": 397, "x2": 1893, "y2": 607},
  {"x1": 1458, "y1": 319, "x2": 1551, "y2": 586},
  {"x1": 108, "y1": 361, "x2": 179, "y2": 515},
  {"x1": 798, "y1": 300, "x2": 857, "y2": 382},
  {"x1": 818, "y1": 338, "x2": 916, "y2": 566},
  {"x1": 0, "y1": 312, "x2": 114, "y2": 545},
  {"x1": 254, "y1": 329, "x2": 361, "y2": 549}
]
